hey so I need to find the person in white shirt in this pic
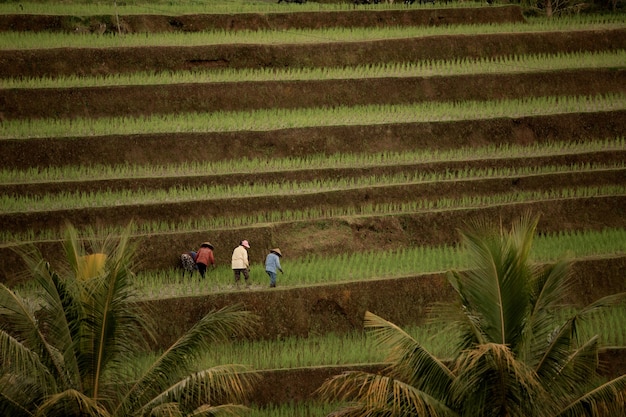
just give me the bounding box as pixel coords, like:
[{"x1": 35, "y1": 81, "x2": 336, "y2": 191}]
[{"x1": 231, "y1": 240, "x2": 250, "y2": 287}]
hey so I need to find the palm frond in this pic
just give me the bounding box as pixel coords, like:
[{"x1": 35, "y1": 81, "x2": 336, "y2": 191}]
[
  {"x1": 364, "y1": 311, "x2": 454, "y2": 396},
  {"x1": 70, "y1": 223, "x2": 147, "y2": 400},
  {"x1": 533, "y1": 318, "x2": 576, "y2": 386},
  {"x1": 0, "y1": 387, "x2": 35, "y2": 417},
  {"x1": 573, "y1": 292, "x2": 626, "y2": 339},
  {"x1": 554, "y1": 374, "x2": 626, "y2": 417},
  {"x1": 0, "y1": 330, "x2": 55, "y2": 392},
  {"x1": 520, "y1": 258, "x2": 572, "y2": 364},
  {"x1": 139, "y1": 365, "x2": 258, "y2": 416},
  {"x1": 116, "y1": 305, "x2": 257, "y2": 416},
  {"x1": 188, "y1": 403, "x2": 249, "y2": 417},
  {"x1": 34, "y1": 388, "x2": 111, "y2": 417},
  {"x1": 0, "y1": 282, "x2": 69, "y2": 388},
  {"x1": 317, "y1": 370, "x2": 457, "y2": 417},
  {"x1": 443, "y1": 271, "x2": 487, "y2": 349},
  {"x1": 452, "y1": 343, "x2": 550, "y2": 417},
  {"x1": 453, "y1": 215, "x2": 536, "y2": 348}
]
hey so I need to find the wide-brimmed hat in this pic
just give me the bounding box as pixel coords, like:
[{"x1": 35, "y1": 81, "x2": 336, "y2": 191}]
[
  {"x1": 241, "y1": 240, "x2": 250, "y2": 249},
  {"x1": 270, "y1": 248, "x2": 282, "y2": 257},
  {"x1": 201, "y1": 242, "x2": 214, "y2": 249}
]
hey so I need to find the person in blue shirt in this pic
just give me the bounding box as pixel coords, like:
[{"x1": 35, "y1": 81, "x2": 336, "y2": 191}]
[{"x1": 265, "y1": 248, "x2": 283, "y2": 288}]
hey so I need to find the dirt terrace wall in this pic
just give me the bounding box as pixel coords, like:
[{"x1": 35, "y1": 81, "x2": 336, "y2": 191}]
[
  {"x1": 3, "y1": 69, "x2": 625, "y2": 120},
  {"x1": 4, "y1": 150, "x2": 624, "y2": 197},
  {"x1": 139, "y1": 256, "x2": 626, "y2": 348},
  {"x1": 0, "y1": 6, "x2": 526, "y2": 33},
  {"x1": 249, "y1": 346, "x2": 626, "y2": 407},
  {"x1": 2, "y1": 196, "x2": 624, "y2": 286},
  {"x1": 1, "y1": 29, "x2": 625, "y2": 78},
  {"x1": 1, "y1": 169, "x2": 623, "y2": 234},
  {"x1": 2, "y1": 111, "x2": 625, "y2": 170}
]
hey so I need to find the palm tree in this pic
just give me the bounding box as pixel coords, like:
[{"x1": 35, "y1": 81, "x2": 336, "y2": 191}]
[
  {"x1": 318, "y1": 214, "x2": 626, "y2": 417},
  {"x1": 0, "y1": 224, "x2": 259, "y2": 417}
]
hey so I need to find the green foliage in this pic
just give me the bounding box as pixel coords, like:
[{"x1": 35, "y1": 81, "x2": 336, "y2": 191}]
[
  {"x1": 2, "y1": 93, "x2": 625, "y2": 139},
  {"x1": 1, "y1": 14, "x2": 624, "y2": 50},
  {"x1": 3, "y1": 50, "x2": 624, "y2": 89},
  {"x1": 2, "y1": 162, "x2": 623, "y2": 213},
  {"x1": 318, "y1": 215, "x2": 626, "y2": 416},
  {"x1": 0, "y1": 137, "x2": 623, "y2": 184},
  {"x1": 0, "y1": 224, "x2": 259, "y2": 417}
]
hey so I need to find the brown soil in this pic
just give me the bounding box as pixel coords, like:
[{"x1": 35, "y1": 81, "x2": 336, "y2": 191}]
[
  {"x1": 1, "y1": 169, "x2": 624, "y2": 235},
  {"x1": 133, "y1": 255, "x2": 626, "y2": 346},
  {"x1": 2, "y1": 195, "x2": 624, "y2": 285},
  {"x1": 2, "y1": 7, "x2": 626, "y2": 408},
  {"x1": 3, "y1": 69, "x2": 625, "y2": 120},
  {"x1": 3, "y1": 149, "x2": 624, "y2": 197},
  {"x1": 0, "y1": 6, "x2": 526, "y2": 34},
  {"x1": 3, "y1": 111, "x2": 626, "y2": 169},
  {"x1": 250, "y1": 346, "x2": 626, "y2": 406},
  {"x1": 1, "y1": 29, "x2": 625, "y2": 78}
]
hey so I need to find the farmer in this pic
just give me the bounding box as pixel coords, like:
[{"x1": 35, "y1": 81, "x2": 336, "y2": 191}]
[
  {"x1": 195, "y1": 242, "x2": 215, "y2": 279},
  {"x1": 231, "y1": 240, "x2": 250, "y2": 287},
  {"x1": 265, "y1": 248, "x2": 283, "y2": 288}
]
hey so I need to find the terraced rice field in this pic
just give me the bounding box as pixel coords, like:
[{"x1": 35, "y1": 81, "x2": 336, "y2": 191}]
[{"x1": 0, "y1": 2, "x2": 625, "y2": 415}]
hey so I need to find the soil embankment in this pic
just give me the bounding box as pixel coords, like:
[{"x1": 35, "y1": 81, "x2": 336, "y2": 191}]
[
  {"x1": 2, "y1": 29, "x2": 626, "y2": 78},
  {"x1": 2, "y1": 69, "x2": 625, "y2": 120},
  {"x1": 2, "y1": 111, "x2": 625, "y2": 169}
]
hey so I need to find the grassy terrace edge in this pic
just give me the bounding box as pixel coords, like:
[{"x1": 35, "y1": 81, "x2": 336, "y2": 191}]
[
  {"x1": 1, "y1": 50, "x2": 623, "y2": 89},
  {"x1": 1, "y1": 15, "x2": 625, "y2": 49},
  {"x1": 2, "y1": 93, "x2": 624, "y2": 139},
  {"x1": 0, "y1": 138, "x2": 623, "y2": 183},
  {"x1": 1, "y1": 194, "x2": 624, "y2": 284},
  {"x1": 3, "y1": 163, "x2": 623, "y2": 213}
]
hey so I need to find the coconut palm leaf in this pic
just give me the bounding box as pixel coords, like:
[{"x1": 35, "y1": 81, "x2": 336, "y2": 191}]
[
  {"x1": 3, "y1": 223, "x2": 258, "y2": 417},
  {"x1": 0, "y1": 329, "x2": 53, "y2": 387},
  {"x1": 519, "y1": 258, "x2": 572, "y2": 364},
  {"x1": 0, "y1": 281, "x2": 68, "y2": 390},
  {"x1": 116, "y1": 305, "x2": 258, "y2": 416},
  {"x1": 553, "y1": 374, "x2": 626, "y2": 417},
  {"x1": 188, "y1": 404, "x2": 250, "y2": 417},
  {"x1": 139, "y1": 365, "x2": 258, "y2": 415},
  {"x1": 34, "y1": 388, "x2": 110, "y2": 417},
  {"x1": 451, "y1": 343, "x2": 549, "y2": 417},
  {"x1": 0, "y1": 388, "x2": 34, "y2": 417},
  {"x1": 364, "y1": 311, "x2": 455, "y2": 396},
  {"x1": 463, "y1": 215, "x2": 535, "y2": 347},
  {"x1": 318, "y1": 370, "x2": 457, "y2": 417},
  {"x1": 59, "y1": 223, "x2": 148, "y2": 403}
]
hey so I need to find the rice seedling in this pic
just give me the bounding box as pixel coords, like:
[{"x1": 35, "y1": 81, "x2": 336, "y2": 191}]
[
  {"x1": 246, "y1": 402, "x2": 341, "y2": 417},
  {"x1": 1, "y1": 137, "x2": 622, "y2": 184},
  {"x1": 2, "y1": 50, "x2": 624, "y2": 89},
  {"x1": 123, "y1": 304, "x2": 626, "y2": 375},
  {"x1": 1, "y1": 14, "x2": 624, "y2": 50},
  {"x1": 0, "y1": 0, "x2": 485, "y2": 17},
  {"x1": 113, "y1": 226, "x2": 626, "y2": 299},
  {"x1": 1, "y1": 162, "x2": 623, "y2": 213},
  {"x1": 1, "y1": 93, "x2": 624, "y2": 140},
  {"x1": 1, "y1": 185, "x2": 624, "y2": 245},
  {"x1": 125, "y1": 323, "x2": 457, "y2": 377}
]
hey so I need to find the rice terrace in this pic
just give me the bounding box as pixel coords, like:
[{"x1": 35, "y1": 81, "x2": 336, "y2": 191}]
[{"x1": 0, "y1": 0, "x2": 625, "y2": 415}]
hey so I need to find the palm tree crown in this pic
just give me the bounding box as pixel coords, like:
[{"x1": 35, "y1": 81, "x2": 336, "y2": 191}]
[
  {"x1": 318, "y1": 214, "x2": 626, "y2": 417},
  {"x1": 0, "y1": 224, "x2": 259, "y2": 417}
]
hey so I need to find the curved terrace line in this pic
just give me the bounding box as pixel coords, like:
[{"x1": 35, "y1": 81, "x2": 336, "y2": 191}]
[
  {"x1": 1, "y1": 17, "x2": 624, "y2": 50},
  {"x1": 1, "y1": 94, "x2": 624, "y2": 139},
  {"x1": 1, "y1": 138, "x2": 622, "y2": 184},
  {"x1": 1, "y1": 186, "x2": 623, "y2": 244},
  {"x1": 2, "y1": 50, "x2": 624, "y2": 89},
  {"x1": 1, "y1": 164, "x2": 623, "y2": 213}
]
